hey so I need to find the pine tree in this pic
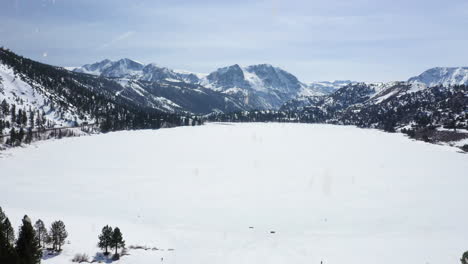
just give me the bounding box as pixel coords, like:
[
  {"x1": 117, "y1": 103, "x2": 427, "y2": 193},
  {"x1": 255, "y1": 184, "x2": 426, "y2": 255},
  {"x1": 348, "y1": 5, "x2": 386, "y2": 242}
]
[
  {"x1": 0, "y1": 207, "x2": 5, "y2": 223},
  {"x1": 0, "y1": 207, "x2": 14, "y2": 244},
  {"x1": 18, "y1": 128, "x2": 25, "y2": 143},
  {"x1": 0, "y1": 214, "x2": 18, "y2": 264},
  {"x1": 35, "y1": 112, "x2": 42, "y2": 130},
  {"x1": 16, "y1": 215, "x2": 42, "y2": 264},
  {"x1": 110, "y1": 227, "x2": 125, "y2": 255},
  {"x1": 28, "y1": 111, "x2": 35, "y2": 128},
  {"x1": 0, "y1": 99, "x2": 9, "y2": 115},
  {"x1": 462, "y1": 251, "x2": 468, "y2": 264},
  {"x1": 50, "y1": 220, "x2": 67, "y2": 251},
  {"x1": 17, "y1": 109, "x2": 22, "y2": 126},
  {"x1": 33, "y1": 220, "x2": 47, "y2": 248},
  {"x1": 21, "y1": 110, "x2": 27, "y2": 126},
  {"x1": 25, "y1": 128, "x2": 33, "y2": 144},
  {"x1": 10, "y1": 127, "x2": 17, "y2": 145},
  {"x1": 4, "y1": 218, "x2": 15, "y2": 245},
  {"x1": 97, "y1": 225, "x2": 113, "y2": 255},
  {"x1": 11, "y1": 104, "x2": 16, "y2": 125}
]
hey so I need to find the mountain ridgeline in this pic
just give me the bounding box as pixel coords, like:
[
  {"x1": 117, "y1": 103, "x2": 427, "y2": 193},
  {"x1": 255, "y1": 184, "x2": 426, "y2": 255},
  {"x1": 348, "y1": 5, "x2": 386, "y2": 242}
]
[{"x1": 73, "y1": 58, "x2": 347, "y2": 112}]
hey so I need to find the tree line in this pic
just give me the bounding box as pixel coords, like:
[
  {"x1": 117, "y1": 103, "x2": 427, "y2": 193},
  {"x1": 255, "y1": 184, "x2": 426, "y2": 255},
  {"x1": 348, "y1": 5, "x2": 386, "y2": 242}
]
[
  {"x1": 0, "y1": 207, "x2": 67, "y2": 264},
  {"x1": 0, "y1": 207, "x2": 127, "y2": 264},
  {"x1": 0, "y1": 99, "x2": 52, "y2": 146}
]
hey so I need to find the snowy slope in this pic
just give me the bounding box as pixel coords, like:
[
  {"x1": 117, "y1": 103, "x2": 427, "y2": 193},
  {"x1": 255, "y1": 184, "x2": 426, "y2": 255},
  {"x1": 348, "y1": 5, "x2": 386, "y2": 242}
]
[
  {"x1": 0, "y1": 62, "x2": 93, "y2": 131},
  {"x1": 202, "y1": 64, "x2": 305, "y2": 93},
  {"x1": 408, "y1": 67, "x2": 468, "y2": 87},
  {"x1": 1, "y1": 123, "x2": 468, "y2": 264},
  {"x1": 280, "y1": 79, "x2": 468, "y2": 133},
  {"x1": 307, "y1": 80, "x2": 357, "y2": 95},
  {"x1": 200, "y1": 64, "x2": 314, "y2": 109}
]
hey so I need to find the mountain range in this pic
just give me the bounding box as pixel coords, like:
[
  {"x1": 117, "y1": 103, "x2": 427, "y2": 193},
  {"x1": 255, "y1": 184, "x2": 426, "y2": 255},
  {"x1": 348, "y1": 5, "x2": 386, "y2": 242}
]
[
  {"x1": 1, "y1": 47, "x2": 467, "y2": 148},
  {"x1": 73, "y1": 58, "x2": 468, "y2": 114},
  {"x1": 73, "y1": 58, "x2": 356, "y2": 111}
]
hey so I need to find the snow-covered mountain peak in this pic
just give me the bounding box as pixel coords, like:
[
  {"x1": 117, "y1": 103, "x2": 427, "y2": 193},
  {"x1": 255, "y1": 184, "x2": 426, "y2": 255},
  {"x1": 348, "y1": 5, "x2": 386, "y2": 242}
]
[
  {"x1": 73, "y1": 59, "x2": 341, "y2": 109},
  {"x1": 307, "y1": 80, "x2": 357, "y2": 95},
  {"x1": 408, "y1": 66, "x2": 468, "y2": 87},
  {"x1": 75, "y1": 59, "x2": 203, "y2": 83},
  {"x1": 205, "y1": 63, "x2": 303, "y2": 93},
  {"x1": 73, "y1": 59, "x2": 113, "y2": 75},
  {"x1": 140, "y1": 63, "x2": 181, "y2": 82},
  {"x1": 102, "y1": 58, "x2": 144, "y2": 78},
  {"x1": 114, "y1": 58, "x2": 144, "y2": 67},
  {"x1": 205, "y1": 64, "x2": 248, "y2": 90},
  {"x1": 74, "y1": 58, "x2": 144, "y2": 78},
  {"x1": 244, "y1": 64, "x2": 302, "y2": 91},
  {"x1": 244, "y1": 63, "x2": 276, "y2": 72}
]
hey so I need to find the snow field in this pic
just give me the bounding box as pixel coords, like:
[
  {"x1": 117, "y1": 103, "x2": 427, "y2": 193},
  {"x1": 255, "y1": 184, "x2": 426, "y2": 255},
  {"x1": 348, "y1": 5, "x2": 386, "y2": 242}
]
[{"x1": 1, "y1": 123, "x2": 468, "y2": 264}]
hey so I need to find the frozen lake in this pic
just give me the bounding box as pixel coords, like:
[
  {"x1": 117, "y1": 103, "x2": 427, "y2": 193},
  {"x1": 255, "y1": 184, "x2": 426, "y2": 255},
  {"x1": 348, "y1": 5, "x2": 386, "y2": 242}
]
[{"x1": 1, "y1": 123, "x2": 467, "y2": 264}]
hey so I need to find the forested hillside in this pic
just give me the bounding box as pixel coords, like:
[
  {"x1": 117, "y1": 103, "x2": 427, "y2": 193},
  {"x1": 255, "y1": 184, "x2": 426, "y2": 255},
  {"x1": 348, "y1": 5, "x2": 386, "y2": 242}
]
[{"x1": 0, "y1": 48, "x2": 200, "y2": 147}]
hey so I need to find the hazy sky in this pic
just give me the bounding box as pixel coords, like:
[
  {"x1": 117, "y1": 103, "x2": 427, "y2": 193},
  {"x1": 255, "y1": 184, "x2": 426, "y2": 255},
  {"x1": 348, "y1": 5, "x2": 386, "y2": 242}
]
[{"x1": 1, "y1": 0, "x2": 468, "y2": 82}]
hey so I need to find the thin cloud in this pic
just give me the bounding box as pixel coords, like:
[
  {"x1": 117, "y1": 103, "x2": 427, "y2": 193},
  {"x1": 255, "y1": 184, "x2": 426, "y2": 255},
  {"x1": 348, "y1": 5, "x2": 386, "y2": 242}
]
[{"x1": 99, "y1": 31, "x2": 135, "y2": 49}]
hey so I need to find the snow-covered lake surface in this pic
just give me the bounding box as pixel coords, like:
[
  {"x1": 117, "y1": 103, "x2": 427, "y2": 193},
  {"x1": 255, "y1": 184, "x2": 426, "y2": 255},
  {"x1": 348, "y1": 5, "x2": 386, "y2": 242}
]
[{"x1": 1, "y1": 123, "x2": 468, "y2": 264}]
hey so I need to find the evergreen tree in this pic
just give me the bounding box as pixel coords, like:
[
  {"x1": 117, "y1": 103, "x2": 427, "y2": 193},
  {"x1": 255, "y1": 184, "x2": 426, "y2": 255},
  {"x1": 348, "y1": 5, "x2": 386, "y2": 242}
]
[
  {"x1": 110, "y1": 227, "x2": 125, "y2": 255},
  {"x1": 10, "y1": 127, "x2": 17, "y2": 145},
  {"x1": 0, "y1": 214, "x2": 18, "y2": 264},
  {"x1": 25, "y1": 128, "x2": 33, "y2": 144},
  {"x1": 0, "y1": 207, "x2": 13, "y2": 244},
  {"x1": 28, "y1": 111, "x2": 35, "y2": 128},
  {"x1": 11, "y1": 104, "x2": 16, "y2": 125},
  {"x1": 35, "y1": 112, "x2": 42, "y2": 130},
  {"x1": 21, "y1": 110, "x2": 27, "y2": 126},
  {"x1": 49, "y1": 220, "x2": 67, "y2": 251},
  {"x1": 18, "y1": 128, "x2": 25, "y2": 143},
  {"x1": 0, "y1": 207, "x2": 15, "y2": 245},
  {"x1": 33, "y1": 220, "x2": 47, "y2": 248},
  {"x1": 97, "y1": 225, "x2": 113, "y2": 255},
  {"x1": 16, "y1": 215, "x2": 42, "y2": 264},
  {"x1": 0, "y1": 206, "x2": 5, "y2": 223},
  {"x1": 4, "y1": 218, "x2": 15, "y2": 245},
  {"x1": 16, "y1": 109, "x2": 22, "y2": 126},
  {"x1": 462, "y1": 251, "x2": 468, "y2": 264},
  {"x1": 0, "y1": 99, "x2": 9, "y2": 115}
]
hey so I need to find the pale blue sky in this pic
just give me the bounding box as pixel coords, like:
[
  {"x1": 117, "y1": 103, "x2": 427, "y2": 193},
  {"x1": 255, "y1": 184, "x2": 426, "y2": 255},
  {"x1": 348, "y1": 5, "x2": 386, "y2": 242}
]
[{"x1": 1, "y1": 0, "x2": 468, "y2": 82}]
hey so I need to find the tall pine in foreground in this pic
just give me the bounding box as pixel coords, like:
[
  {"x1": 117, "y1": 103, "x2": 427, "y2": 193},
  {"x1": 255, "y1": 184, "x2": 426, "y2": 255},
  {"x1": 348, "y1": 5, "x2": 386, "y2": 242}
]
[
  {"x1": 16, "y1": 215, "x2": 42, "y2": 264},
  {"x1": 0, "y1": 208, "x2": 18, "y2": 264},
  {"x1": 98, "y1": 225, "x2": 113, "y2": 255},
  {"x1": 4, "y1": 218, "x2": 15, "y2": 245}
]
